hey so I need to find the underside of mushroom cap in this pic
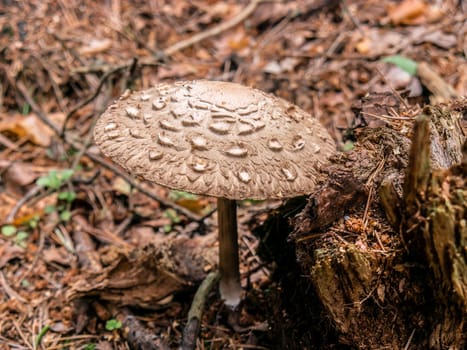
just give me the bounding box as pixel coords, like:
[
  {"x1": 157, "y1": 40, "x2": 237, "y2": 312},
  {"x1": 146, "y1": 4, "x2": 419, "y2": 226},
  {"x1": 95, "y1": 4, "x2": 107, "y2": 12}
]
[{"x1": 94, "y1": 80, "x2": 336, "y2": 200}]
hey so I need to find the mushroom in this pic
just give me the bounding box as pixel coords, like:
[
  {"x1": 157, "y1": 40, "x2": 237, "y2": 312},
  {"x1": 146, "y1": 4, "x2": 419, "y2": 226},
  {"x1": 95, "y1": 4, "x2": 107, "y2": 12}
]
[{"x1": 94, "y1": 80, "x2": 336, "y2": 307}]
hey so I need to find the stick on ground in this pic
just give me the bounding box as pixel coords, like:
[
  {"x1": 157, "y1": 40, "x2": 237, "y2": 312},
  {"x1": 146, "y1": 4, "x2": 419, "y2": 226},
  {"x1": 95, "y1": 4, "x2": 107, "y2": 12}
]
[{"x1": 180, "y1": 271, "x2": 221, "y2": 350}]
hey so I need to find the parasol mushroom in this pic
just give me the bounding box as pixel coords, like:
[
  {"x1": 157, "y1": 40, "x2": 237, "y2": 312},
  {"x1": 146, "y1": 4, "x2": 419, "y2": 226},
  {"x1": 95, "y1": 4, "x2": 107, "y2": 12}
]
[{"x1": 93, "y1": 80, "x2": 336, "y2": 307}]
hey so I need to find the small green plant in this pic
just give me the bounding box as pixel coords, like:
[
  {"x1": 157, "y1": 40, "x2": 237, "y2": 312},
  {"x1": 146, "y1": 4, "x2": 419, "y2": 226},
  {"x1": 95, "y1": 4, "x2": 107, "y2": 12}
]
[
  {"x1": 82, "y1": 344, "x2": 96, "y2": 350},
  {"x1": 342, "y1": 140, "x2": 354, "y2": 152},
  {"x1": 1, "y1": 225, "x2": 17, "y2": 237},
  {"x1": 105, "y1": 319, "x2": 122, "y2": 331},
  {"x1": 22, "y1": 102, "x2": 30, "y2": 115},
  {"x1": 37, "y1": 169, "x2": 76, "y2": 222},
  {"x1": 36, "y1": 169, "x2": 74, "y2": 190},
  {"x1": 162, "y1": 208, "x2": 181, "y2": 233},
  {"x1": 1, "y1": 225, "x2": 29, "y2": 248},
  {"x1": 168, "y1": 190, "x2": 198, "y2": 201}
]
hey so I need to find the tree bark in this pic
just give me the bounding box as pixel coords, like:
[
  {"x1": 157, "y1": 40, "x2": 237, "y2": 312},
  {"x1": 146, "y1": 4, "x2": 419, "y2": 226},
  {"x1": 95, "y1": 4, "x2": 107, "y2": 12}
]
[{"x1": 285, "y1": 99, "x2": 466, "y2": 349}]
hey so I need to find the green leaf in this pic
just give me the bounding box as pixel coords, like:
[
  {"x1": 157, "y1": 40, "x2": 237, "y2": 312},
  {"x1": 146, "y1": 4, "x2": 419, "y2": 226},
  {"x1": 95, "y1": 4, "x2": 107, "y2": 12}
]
[
  {"x1": 168, "y1": 190, "x2": 198, "y2": 201},
  {"x1": 1, "y1": 225, "x2": 17, "y2": 237},
  {"x1": 15, "y1": 233, "x2": 28, "y2": 248},
  {"x1": 36, "y1": 174, "x2": 52, "y2": 188},
  {"x1": 59, "y1": 169, "x2": 74, "y2": 182},
  {"x1": 342, "y1": 140, "x2": 354, "y2": 152},
  {"x1": 382, "y1": 55, "x2": 418, "y2": 76},
  {"x1": 15, "y1": 231, "x2": 29, "y2": 241},
  {"x1": 36, "y1": 169, "x2": 74, "y2": 190},
  {"x1": 15, "y1": 231, "x2": 29, "y2": 248},
  {"x1": 58, "y1": 191, "x2": 76, "y2": 202},
  {"x1": 83, "y1": 344, "x2": 96, "y2": 350},
  {"x1": 105, "y1": 319, "x2": 122, "y2": 331},
  {"x1": 37, "y1": 170, "x2": 59, "y2": 189},
  {"x1": 22, "y1": 103, "x2": 30, "y2": 115},
  {"x1": 34, "y1": 325, "x2": 50, "y2": 348},
  {"x1": 60, "y1": 210, "x2": 72, "y2": 222},
  {"x1": 44, "y1": 205, "x2": 56, "y2": 214},
  {"x1": 21, "y1": 279, "x2": 30, "y2": 288},
  {"x1": 27, "y1": 215, "x2": 40, "y2": 229},
  {"x1": 163, "y1": 208, "x2": 181, "y2": 223}
]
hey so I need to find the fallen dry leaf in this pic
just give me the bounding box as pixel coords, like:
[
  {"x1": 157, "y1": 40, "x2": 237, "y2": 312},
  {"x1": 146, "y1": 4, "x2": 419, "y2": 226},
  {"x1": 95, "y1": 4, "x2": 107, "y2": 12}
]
[
  {"x1": 0, "y1": 160, "x2": 39, "y2": 197},
  {"x1": 0, "y1": 242, "x2": 24, "y2": 268},
  {"x1": 78, "y1": 38, "x2": 113, "y2": 56},
  {"x1": 0, "y1": 113, "x2": 64, "y2": 147},
  {"x1": 388, "y1": 0, "x2": 428, "y2": 25}
]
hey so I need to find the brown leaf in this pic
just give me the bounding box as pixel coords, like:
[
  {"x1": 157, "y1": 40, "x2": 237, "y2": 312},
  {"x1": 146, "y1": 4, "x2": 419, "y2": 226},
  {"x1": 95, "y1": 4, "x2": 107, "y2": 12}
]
[
  {"x1": 175, "y1": 198, "x2": 210, "y2": 215},
  {"x1": 43, "y1": 246, "x2": 74, "y2": 267},
  {"x1": 0, "y1": 242, "x2": 24, "y2": 268},
  {"x1": 388, "y1": 0, "x2": 427, "y2": 25},
  {"x1": 0, "y1": 161, "x2": 39, "y2": 196},
  {"x1": 0, "y1": 113, "x2": 64, "y2": 147},
  {"x1": 66, "y1": 245, "x2": 188, "y2": 308}
]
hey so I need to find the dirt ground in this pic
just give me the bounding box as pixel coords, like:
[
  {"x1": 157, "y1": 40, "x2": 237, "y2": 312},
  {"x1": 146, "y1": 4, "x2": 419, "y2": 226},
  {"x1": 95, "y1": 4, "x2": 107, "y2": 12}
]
[{"x1": 0, "y1": 0, "x2": 465, "y2": 349}]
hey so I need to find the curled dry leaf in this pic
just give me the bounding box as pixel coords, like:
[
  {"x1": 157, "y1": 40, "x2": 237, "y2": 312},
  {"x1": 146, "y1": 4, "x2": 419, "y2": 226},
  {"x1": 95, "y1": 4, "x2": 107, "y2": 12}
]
[
  {"x1": 0, "y1": 160, "x2": 38, "y2": 189},
  {"x1": 0, "y1": 242, "x2": 24, "y2": 269},
  {"x1": 387, "y1": 0, "x2": 443, "y2": 25},
  {"x1": 0, "y1": 113, "x2": 64, "y2": 147}
]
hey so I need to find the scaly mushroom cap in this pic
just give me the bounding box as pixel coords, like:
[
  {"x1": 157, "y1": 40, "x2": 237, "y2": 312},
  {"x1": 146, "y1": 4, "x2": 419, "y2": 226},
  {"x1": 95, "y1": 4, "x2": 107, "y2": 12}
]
[{"x1": 94, "y1": 80, "x2": 335, "y2": 200}]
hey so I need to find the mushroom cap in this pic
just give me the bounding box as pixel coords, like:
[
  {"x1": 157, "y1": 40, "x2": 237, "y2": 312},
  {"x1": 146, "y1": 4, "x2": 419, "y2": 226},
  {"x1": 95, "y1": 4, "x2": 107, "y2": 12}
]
[{"x1": 94, "y1": 80, "x2": 335, "y2": 200}]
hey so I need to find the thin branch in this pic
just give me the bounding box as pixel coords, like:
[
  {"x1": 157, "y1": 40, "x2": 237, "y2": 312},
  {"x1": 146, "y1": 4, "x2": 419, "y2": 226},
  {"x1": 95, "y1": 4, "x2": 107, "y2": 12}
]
[
  {"x1": 71, "y1": 0, "x2": 261, "y2": 74},
  {"x1": 61, "y1": 64, "x2": 127, "y2": 136},
  {"x1": 164, "y1": 0, "x2": 262, "y2": 56},
  {"x1": 6, "y1": 185, "x2": 47, "y2": 224},
  {"x1": 84, "y1": 152, "x2": 202, "y2": 222},
  {"x1": 15, "y1": 81, "x2": 61, "y2": 135},
  {"x1": 180, "y1": 271, "x2": 220, "y2": 350}
]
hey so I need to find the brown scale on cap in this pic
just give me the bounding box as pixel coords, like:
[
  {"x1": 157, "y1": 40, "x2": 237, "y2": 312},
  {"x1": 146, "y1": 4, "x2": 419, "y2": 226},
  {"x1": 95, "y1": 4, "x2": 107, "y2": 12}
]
[{"x1": 94, "y1": 80, "x2": 336, "y2": 200}]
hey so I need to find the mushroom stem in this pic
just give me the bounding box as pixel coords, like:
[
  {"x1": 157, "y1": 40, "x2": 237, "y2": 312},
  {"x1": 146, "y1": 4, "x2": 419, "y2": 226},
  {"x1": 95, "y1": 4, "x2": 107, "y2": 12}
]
[{"x1": 217, "y1": 197, "x2": 242, "y2": 308}]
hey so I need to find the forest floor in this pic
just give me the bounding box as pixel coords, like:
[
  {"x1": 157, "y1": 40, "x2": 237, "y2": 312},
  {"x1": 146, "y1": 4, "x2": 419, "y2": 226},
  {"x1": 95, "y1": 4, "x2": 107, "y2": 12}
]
[{"x1": 0, "y1": 1, "x2": 465, "y2": 349}]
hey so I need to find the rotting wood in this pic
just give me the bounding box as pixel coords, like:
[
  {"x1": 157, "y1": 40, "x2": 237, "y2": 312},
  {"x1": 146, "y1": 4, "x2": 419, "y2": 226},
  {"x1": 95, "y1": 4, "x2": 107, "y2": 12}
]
[
  {"x1": 284, "y1": 99, "x2": 467, "y2": 349},
  {"x1": 117, "y1": 307, "x2": 170, "y2": 350},
  {"x1": 402, "y1": 115, "x2": 431, "y2": 249},
  {"x1": 417, "y1": 62, "x2": 460, "y2": 102},
  {"x1": 403, "y1": 117, "x2": 466, "y2": 346},
  {"x1": 67, "y1": 233, "x2": 218, "y2": 309}
]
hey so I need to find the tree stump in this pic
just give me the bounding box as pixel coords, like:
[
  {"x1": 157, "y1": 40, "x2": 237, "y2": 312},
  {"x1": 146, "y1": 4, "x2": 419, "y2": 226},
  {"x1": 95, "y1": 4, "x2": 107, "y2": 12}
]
[{"x1": 263, "y1": 99, "x2": 466, "y2": 349}]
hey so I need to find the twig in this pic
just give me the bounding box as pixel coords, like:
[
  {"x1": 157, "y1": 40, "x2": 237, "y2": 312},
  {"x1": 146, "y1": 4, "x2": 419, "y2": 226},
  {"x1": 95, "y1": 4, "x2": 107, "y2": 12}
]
[
  {"x1": 165, "y1": 0, "x2": 262, "y2": 56},
  {"x1": 61, "y1": 64, "x2": 128, "y2": 136},
  {"x1": 180, "y1": 271, "x2": 220, "y2": 350},
  {"x1": 417, "y1": 61, "x2": 459, "y2": 101},
  {"x1": 71, "y1": 57, "x2": 164, "y2": 74},
  {"x1": 6, "y1": 185, "x2": 45, "y2": 224},
  {"x1": 0, "y1": 270, "x2": 27, "y2": 303},
  {"x1": 85, "y1": 152, "x2": 202, "y2": 222},
  {"x1": 14, "y1": 226, "x2": 46, "y2": 287},
  {"x1": 403, "y1": 329, "x2": 416, "y2": 350},
  {"x1": 374, "y1": 68, "x2": 410, "y2": 110},
  {"x1": 340, "y1": 0, "x2": 364, "y2": 36},
  {"x1": 12, "y1": 319, "x2": 33, "y2": 350},
  {"x1": 363, "y1": 158, "x2": 385, "y2": 228},
  {"x1": 361, "y1": 111, "x2": 412, "y2": 121},
  {"x1": 72, "y1": 0, "x2": 261, "y2": 74},
  {"x1": 15, "y1": 81, "x2": 61, "y2": 135}
]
